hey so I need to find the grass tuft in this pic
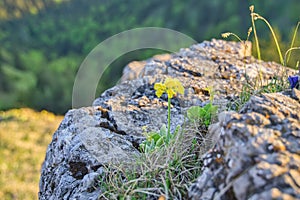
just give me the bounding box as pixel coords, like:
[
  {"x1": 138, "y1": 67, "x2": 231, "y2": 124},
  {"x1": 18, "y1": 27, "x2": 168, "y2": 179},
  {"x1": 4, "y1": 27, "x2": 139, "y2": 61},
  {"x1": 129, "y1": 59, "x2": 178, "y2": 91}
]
[
  {"x1": 98, "y1": 103, "x2": 218, "y2": 199},
  {"x1": 98, "y1": 126, "x2": 206, "y2": 199}
]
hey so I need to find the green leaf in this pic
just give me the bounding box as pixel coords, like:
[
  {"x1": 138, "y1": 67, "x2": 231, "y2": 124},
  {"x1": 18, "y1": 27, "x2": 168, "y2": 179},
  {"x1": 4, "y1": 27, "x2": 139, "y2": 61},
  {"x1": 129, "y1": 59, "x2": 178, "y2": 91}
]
[
  {"x1": 139, "y1": 143, "x2": 145, "y2": 152},
  {"x1": 173, "y1": 125, "x2": 181, "y2": 138},
  {"x1": 198, "y1": 108, "x2": 207, "y2": 118},
  {"x1": 187, "y1": 106, "x2": 201, "y2": 121},
  {"x1": 145, "y1": 145, "x2": 151, "y2": 153},
  {"x1": 149, "y1": 132, "x2": 161, "y2": 142},
  {"x1": 186, "y1": 103, "x2": 218, "y2": 128},
  {"x1": 156, "y1": 137, "x2": 164, "y2": 147},
  {"x1": 159, "y1": 124, "x2": 167, "y2": 136}
]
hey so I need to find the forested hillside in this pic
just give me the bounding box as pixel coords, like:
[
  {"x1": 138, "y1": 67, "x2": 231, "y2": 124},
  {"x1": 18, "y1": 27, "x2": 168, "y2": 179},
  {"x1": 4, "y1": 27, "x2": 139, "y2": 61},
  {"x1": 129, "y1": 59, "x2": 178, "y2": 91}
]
[{"x1": 0, "y1": 0, "x2": 299, "y2": 114}]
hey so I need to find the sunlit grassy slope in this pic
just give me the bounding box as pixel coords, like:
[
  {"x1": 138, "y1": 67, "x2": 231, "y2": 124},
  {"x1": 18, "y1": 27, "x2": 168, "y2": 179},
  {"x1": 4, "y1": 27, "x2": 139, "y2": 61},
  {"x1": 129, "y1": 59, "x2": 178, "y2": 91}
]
[{"x1": 0, "y1": 108, "x2": 63, "y2": 200}]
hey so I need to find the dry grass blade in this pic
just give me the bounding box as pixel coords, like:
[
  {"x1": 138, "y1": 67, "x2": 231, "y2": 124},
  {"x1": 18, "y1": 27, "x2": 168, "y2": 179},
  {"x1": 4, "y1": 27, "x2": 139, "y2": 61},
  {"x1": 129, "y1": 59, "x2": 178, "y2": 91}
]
[{"x1": 287, "y1": 21, "x2": 300, "y2": 64}]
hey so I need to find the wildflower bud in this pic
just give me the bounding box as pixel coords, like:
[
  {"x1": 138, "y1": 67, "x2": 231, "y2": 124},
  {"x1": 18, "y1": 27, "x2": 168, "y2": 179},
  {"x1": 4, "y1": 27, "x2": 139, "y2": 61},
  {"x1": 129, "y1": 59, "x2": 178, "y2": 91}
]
[
  {"x1": 249, "y1": 5, "x2": 254, "y2": 12},
  {"x1": 247, "y1": 27, "x2": 253, "y2": 36},
  {"x1": 221, "y1": 32, "x2": 231, "y2": 38}
]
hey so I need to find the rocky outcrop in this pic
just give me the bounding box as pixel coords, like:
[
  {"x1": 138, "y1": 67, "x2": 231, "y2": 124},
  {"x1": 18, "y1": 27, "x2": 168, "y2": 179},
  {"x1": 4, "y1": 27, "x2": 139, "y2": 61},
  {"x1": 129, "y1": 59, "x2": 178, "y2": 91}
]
[
  {"x1": 189, "y1": 88, "x2": 300, "y2": 200},
  {"x1": 39, "y1": 107, "x2": 140, "y2": 199},
  {"x1": 39, "y1": 39, "x2": 298, "y2": 199}
]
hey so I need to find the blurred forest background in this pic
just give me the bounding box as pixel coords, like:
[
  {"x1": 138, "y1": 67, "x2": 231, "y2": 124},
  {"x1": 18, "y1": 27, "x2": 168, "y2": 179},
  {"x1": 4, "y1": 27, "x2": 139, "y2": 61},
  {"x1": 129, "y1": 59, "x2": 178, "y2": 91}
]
[{"x1": 0, "y1": 0, "x2": 299, "y2": 114}]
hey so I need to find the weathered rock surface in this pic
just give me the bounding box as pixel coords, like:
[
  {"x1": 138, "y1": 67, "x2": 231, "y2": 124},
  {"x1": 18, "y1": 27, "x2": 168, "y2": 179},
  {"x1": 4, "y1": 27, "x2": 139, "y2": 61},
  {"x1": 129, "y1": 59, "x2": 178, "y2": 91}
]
[
  {"x1": 39, "y1": 107, "x2": 141, "y2": 200},
  {"x1": 189, "y1": 89, "x2": 300, "y2": 200},
  {"x1": 39, "y1": 39, "x2": 298, "y2": 200}
]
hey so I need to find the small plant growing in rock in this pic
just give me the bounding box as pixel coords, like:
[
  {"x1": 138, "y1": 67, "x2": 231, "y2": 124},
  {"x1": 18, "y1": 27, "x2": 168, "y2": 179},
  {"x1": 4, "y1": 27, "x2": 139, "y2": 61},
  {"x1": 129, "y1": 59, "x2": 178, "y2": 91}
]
[
  {"x1": 99, "y1": 78, "x2": 209, "y2": 199},
  {"x1": 140, "y1": 124, "x2": 181, "y2": 153},
  {"x1": 187, "y1": 103, "x2": 217, "y2": 128},
  {"x1": 187, "y1": 87, "x2": 217, "y2": 128},
  {"x1": 140, "y1": 77, "x2": 184, "y2": 153},
  {"x1": 154, "y1": 77, "x2": 184, "y2": 134}
]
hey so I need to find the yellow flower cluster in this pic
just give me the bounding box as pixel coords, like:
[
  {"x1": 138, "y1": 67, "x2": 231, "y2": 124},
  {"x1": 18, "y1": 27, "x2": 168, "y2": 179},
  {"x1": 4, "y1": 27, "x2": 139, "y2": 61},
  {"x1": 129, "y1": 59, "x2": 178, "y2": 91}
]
[{"x1": 154, "y1": 77, "x2": 184, "y2": 98}]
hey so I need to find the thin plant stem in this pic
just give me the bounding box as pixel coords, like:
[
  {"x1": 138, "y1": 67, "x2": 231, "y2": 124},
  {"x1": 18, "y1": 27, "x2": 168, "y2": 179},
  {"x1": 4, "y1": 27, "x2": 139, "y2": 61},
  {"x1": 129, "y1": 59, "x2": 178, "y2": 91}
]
[
  {"x1": 250, "y1": 7, "x2": 261, "y2": 60},
  {"x1": 287, "y1": 21, "x2": 300, "y2": 65},
  {"x1": 255, "y1": 14, "x2": 284, "y2": 65},
  {"x1": 284, "y1": 47, "x2": 300, "y2": 67},
  {"x1": 167, "y1": 97, "x2": 171, "y2": 136},
  {"x1": 250, "y1": 9, "x2": 263, "y2": 86}
]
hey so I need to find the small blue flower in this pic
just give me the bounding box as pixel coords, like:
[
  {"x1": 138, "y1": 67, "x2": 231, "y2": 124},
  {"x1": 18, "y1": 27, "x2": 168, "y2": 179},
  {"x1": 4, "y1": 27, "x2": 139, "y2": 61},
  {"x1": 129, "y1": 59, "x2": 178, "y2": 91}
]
[{"x1": 288, "y1": 76, "x2": 299, "y2": 89}]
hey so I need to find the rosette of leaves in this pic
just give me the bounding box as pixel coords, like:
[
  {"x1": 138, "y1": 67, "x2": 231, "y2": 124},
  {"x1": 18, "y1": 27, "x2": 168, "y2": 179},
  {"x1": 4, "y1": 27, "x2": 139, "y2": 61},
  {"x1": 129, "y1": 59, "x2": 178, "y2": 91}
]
[
  {"x1": 140, "y1": 124, "x2": 180, "y2": 153},
  {"x1": 187, "y1": 103, "x2": 217, "y2": 128}
]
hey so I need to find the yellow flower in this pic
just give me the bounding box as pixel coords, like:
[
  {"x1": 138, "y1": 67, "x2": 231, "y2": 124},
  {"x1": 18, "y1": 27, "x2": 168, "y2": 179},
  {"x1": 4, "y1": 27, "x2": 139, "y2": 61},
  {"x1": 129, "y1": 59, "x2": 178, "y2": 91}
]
[
  {"x1": 154, "y1": 78, "x2": 184, "y2": 98},
  {"x1": 154, "y1": 82, "x2": 166, "y2": 98},
  {"x1": 165, "y1": 78, "x2": 184, "y2": 98}
]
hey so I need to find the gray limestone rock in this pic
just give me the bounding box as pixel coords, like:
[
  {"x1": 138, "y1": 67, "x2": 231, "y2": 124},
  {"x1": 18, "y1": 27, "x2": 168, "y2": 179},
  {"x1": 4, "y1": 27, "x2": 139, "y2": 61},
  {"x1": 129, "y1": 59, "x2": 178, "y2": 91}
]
[
  {"x1": 189, "y1": 89, "x2": 300, "y2": 200},
  {"x1": 39, "y1": 107, "x2": 140, "y2": 200},
  {"x1": 39, "y1": 39, "x2": 298, "y2": 199}
]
